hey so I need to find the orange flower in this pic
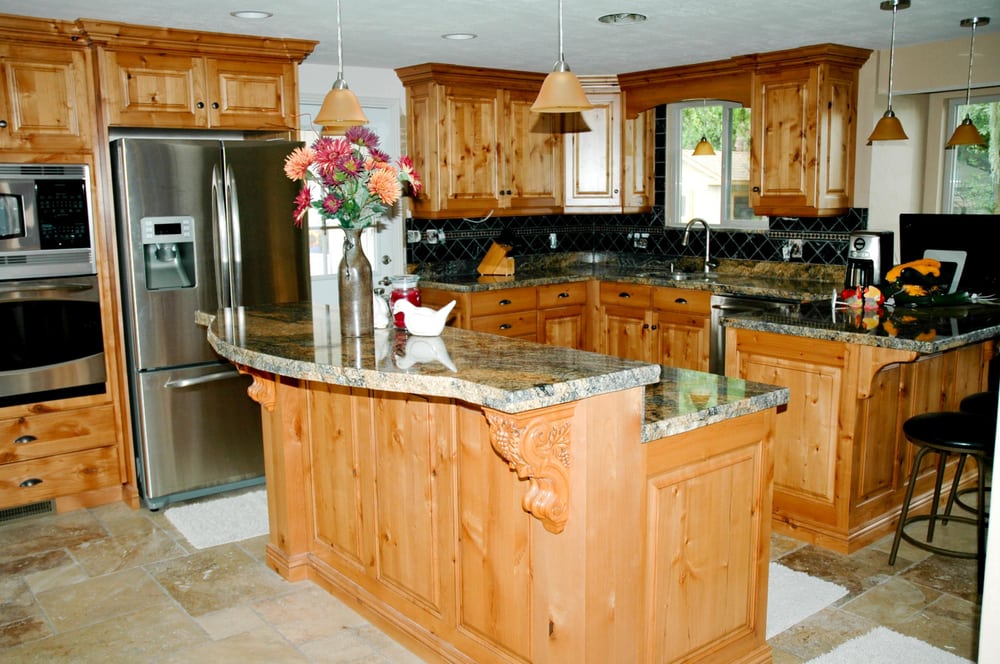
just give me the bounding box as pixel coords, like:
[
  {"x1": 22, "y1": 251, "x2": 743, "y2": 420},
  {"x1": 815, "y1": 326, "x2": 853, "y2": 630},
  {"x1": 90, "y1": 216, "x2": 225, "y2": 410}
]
[
  {"x1": 367, "y1": 167, "x2": 401, "y2": 206},
  {"x1": 283, "y1": 146, "x2": 315, "y2": 181}
]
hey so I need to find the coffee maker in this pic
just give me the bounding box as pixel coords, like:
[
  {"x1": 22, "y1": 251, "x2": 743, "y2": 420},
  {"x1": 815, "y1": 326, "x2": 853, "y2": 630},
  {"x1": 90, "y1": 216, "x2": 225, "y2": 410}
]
[{"x1": 844, "y1": 231, "x2": 894, "y2": 289}]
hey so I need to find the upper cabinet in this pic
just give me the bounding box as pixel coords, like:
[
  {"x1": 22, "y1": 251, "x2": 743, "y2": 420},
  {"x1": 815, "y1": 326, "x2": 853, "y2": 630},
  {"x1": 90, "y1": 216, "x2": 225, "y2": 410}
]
[
  {"x1": 749, "y1": 45, "x2": 871, "y2": 217},
  {"x1": 0, "y1": 18, "x2": 95, "y2": 153},
  {"x1": 79, "y1": 20, "x2": 316, "y2": 131},
  {"x1": 396, "y1": 63, "x2": 563, "y2": 219}
]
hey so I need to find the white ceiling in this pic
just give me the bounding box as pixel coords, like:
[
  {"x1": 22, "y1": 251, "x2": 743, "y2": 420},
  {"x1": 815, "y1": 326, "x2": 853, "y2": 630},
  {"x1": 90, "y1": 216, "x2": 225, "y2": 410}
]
[{"x1": 3, "y1": 0, "x2": 998, "y2": 75}]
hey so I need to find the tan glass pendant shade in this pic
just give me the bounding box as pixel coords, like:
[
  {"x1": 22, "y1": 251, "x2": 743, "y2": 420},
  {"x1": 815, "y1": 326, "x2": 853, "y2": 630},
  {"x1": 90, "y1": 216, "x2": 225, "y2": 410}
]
[
  {"x1": 946, "y1": 16, "x2": 989, "y2": 149},
  {"x1": 868, "y1": 0, "x2": 909, "y2": 144},
  {"x1": 692, "y1": 135, "x2": 715, "y2": 156},
  {"x1": 316, "y1": 0, "x2": 368, "y2": 134},
  {"x1": 531, "y1": 0, "x2": 593, "y2": 113}
]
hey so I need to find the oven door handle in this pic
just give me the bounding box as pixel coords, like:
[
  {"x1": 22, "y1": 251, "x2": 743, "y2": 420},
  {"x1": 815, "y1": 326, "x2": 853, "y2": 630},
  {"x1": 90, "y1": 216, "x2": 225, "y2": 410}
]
[
  {"x1": 163, "y1": 369, "x2": 243, "y2": 389},
  {"x1": 0, "y1": 282, "x2": 94, "y2": 300}
]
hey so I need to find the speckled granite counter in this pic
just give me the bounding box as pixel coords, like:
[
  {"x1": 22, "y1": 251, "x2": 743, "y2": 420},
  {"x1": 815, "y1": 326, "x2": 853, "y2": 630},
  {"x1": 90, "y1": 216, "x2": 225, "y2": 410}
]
[
  {"x1": 723, "y1": 299, "x2": 1000, "y2": 353},
  {"x1": 205, "y1": 302, "x2": 788, "y2": 441}
]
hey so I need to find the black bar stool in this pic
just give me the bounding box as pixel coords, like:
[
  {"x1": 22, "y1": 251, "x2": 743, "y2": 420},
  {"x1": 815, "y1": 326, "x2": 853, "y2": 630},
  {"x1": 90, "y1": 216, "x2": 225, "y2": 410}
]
[
  {"x1": 888, "y1": 410, "x2": 994, "y2": 591},
  {"x1": 945, "y1": 391, "x2": 998, "y2": 518}
]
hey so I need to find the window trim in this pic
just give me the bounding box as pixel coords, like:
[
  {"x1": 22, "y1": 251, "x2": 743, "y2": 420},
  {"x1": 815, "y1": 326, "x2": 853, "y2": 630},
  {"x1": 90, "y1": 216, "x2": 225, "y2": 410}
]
[
  {"x1": 942, "y1": 91, "x2": 1000, "y2": 215},
  {"x1": 664, "y1": 100, "x2": 765, "y2": 230}
]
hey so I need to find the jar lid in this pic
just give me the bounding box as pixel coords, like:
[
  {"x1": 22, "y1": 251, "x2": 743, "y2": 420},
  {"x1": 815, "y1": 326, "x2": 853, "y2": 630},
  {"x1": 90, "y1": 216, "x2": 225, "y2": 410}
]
[{"x1": 390, "y1": 274, "x2": 420, "y2": 287}]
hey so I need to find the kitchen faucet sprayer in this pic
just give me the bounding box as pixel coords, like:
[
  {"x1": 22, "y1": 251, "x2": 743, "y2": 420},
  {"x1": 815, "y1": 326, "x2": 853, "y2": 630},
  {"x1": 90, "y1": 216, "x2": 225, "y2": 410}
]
[{"x1": 682, "y1": 218, "x2": 713, "y2": 273}]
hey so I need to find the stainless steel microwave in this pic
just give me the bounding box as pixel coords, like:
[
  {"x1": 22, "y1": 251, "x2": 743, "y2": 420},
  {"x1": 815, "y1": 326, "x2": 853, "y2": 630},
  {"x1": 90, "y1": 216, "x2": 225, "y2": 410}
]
[{"x1": 0, "y1": 163, "x2": 96, "y2": 279}]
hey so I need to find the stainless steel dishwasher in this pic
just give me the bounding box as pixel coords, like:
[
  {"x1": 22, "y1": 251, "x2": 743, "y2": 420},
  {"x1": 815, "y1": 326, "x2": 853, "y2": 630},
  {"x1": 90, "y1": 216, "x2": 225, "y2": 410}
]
[{"x1": 709, "y1": 294, "x2": 800, "y2": 374}]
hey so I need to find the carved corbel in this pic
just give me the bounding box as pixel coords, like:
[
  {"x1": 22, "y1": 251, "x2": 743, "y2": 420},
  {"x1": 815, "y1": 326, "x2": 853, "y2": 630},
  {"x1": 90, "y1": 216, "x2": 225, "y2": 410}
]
[
  {"x1": 483, "y1": 404, "x2": 575, "y2": 534},
  {"x1": 236, "y1": 364, "x2": 277, "y2": 411}
]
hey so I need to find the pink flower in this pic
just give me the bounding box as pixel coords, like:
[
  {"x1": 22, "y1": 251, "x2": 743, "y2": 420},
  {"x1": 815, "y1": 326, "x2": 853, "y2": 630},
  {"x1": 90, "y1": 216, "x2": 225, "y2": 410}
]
[
  {"x1": 283, "y1": 147, "x2": 315, "y2": 181},
  {"x1": 292, "y1": 186, "x2": 312, "y2": 227},
  {"x1": 320, "y1": 193, "x2": 342, "y2": 216},
  {"x1": 345, "y1": 126, "x2": 379, "y2": 149},
  {"x1": 368, "y1": 167, "x2": 401, "y2": 206}
]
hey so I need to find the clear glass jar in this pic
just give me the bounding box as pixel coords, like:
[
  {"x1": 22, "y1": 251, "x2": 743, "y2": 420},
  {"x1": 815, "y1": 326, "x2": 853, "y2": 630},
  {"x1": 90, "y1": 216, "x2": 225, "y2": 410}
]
[{"x1": 389, "y1": 274, "x2": 421, "y2": 329}]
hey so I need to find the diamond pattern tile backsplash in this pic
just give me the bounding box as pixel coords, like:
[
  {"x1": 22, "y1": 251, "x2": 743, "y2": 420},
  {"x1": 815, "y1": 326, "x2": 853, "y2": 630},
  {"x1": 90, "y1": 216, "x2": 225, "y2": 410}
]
[{"x1": 406, "y1": 207, "x2": 868, "y2": 270}]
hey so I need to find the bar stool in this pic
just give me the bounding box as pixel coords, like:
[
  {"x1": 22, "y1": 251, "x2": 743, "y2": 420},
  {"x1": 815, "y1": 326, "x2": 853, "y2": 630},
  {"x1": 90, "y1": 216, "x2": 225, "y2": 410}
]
[
  {"x1": 945, "y1": 391, "x2": 998, "y2": 518},
  {"x1": 888, "y1": 411, "x2": 994, "y2": 591}
]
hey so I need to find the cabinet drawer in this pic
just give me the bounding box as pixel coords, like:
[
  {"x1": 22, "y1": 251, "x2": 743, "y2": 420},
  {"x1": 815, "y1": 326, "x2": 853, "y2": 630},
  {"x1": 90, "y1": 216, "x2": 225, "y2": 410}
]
[
  {"x1": 652, "y1": 287, "x2": 712, "y2": 314},
  {"x1": 0, "y1": 446, "x2": 120, "y2": 508},
  {"x1": 599, "y1": 282, "x2": 652, "y2": 307},
  {"x1": 537, "y1": 282, "x2": 588, "y2": 308},
  {"x1": 1, "y1": 405, "x2": 117, "y2": 464},
  {"x1": 470, "y1": 312, "x2": 537, "y2": 338},
  {"x1": 469, "y1": 288, "x2": 537, "y2": 316}
]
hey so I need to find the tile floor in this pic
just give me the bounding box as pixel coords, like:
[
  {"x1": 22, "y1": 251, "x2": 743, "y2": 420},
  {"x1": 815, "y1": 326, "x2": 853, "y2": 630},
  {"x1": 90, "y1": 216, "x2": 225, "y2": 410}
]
[{"x1": 0, "y1": 496, "x2": 984, "y2": 663}]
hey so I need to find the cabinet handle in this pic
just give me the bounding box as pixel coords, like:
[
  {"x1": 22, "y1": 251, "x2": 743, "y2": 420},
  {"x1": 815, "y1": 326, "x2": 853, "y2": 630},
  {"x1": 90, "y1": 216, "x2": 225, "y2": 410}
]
[
  {"x1": 0, "y1": 119, "x2": 7, "y2": 128},
  {"x1": 618, "y1": 292, "x2": 631, "y2": 299},
  {"x1": 499, "y1": 299, "x2": 512, "y2": 306},
  {"x1": 651, "y1": 325, "x2": 658, "y2": 330},
  {"x1": 212, "y1": 102, "x2": 220, "y2": 109},
  {"x1": 752, "y1": 186, "x2": 760, "y2": 192},
  {"x1": 14, "y1": 435, "x2": 38, "y2": 445},
  {"x1": 499, "y1": 323, "x2": 512, "y2": 330},
  {"x1": 674, "y1": 297, "x2": 688, "y2": 305},
  {"x1": 557, "y1": 291, "x2": 570, "y2": 298},
  {"x1": 19, "y1": 478, "x2": 43, "y2": 488},
  {"x1": 196, "y1": 101, "x2": 205, "y2": 109},
  {"x1": 642, "y1": 323, "x2": 650, "y2": 330}
]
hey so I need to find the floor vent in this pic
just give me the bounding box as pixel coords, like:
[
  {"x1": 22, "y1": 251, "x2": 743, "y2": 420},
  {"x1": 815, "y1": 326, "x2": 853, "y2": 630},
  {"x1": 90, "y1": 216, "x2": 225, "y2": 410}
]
[{"x1": 0, "y1": 500, "x2": 55, "y2": 524}]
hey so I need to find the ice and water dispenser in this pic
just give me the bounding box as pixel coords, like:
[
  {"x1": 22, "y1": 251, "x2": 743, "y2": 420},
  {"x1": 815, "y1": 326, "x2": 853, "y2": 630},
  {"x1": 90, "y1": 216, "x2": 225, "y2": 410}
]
[{"x1": 141, "y1": 216, "x2": 196, "y2": 289}]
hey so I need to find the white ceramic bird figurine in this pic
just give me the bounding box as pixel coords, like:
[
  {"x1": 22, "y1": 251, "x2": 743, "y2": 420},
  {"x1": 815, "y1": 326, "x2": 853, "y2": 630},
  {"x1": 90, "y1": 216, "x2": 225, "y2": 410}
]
[
  {"x1": 395, "y1": 336, "x2": 457, "y2": 372},
  {"x1": 373, "y1": 294, "x2": 391, "y2": 329},
  {"x1": 392, "y1": 299, "x2": 456, "y2": 336}
]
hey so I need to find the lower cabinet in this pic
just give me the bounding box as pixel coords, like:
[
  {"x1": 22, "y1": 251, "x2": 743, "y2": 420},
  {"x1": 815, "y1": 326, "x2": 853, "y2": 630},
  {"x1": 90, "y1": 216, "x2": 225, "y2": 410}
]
[
  {"x1": 536, "y1": 282, "x2": 588, "y2": 349},
  {"x1": 0, "y1": 398, "x2": 124, "y2": 510}
]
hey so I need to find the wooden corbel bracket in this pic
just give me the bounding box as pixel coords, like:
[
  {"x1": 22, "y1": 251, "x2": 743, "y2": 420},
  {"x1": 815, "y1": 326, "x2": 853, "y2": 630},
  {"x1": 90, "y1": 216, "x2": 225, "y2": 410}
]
[
  {"x1": 235, "y1": 364, "x2": 277, "y2": 411},
  {"x1": 483, "y1": 404, "x2": 575, "y2": 534}
]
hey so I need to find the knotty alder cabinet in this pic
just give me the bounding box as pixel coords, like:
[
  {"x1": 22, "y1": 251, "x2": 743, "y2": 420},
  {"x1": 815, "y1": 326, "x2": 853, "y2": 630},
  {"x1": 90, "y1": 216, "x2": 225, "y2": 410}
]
[
  {"x1": 0, "y1": 25, "x2": 95, "y2": 153},
  {"x1": 81, "y1": 20, "x2": 315, "y2": 131},
  {"x1": 396, "y1": 63, "x2": 563, "y2": 218},
  {"x1": 749, "y1": 45, "x2": 870, "y2": 217},
  {"x1": 728, "y1": 327, "x2": 994, "y2": 553}
]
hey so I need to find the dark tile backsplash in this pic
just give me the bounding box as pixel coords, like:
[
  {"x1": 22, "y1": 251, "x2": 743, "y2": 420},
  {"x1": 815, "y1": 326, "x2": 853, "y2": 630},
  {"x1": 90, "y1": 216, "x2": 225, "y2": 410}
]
[{"x1": 406, "y1": 103, "x2": 868, "y2": 270}]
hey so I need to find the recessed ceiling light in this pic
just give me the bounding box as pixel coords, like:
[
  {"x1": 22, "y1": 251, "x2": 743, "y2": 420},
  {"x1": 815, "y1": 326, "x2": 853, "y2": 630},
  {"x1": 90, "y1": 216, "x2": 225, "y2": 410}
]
[
  {"x1": 597, "y1": 12, "x2": 647, "y2": 25},
  {"x1": 231, "y1": 10, "x2": 273, "y2": 20},
  {"x1": 442, "y1": 33, "x2": 478, "y2": 41}
]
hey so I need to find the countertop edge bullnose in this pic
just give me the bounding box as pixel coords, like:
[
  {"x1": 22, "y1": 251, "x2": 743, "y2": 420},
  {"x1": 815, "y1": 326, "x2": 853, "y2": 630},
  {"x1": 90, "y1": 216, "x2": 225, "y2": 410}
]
[{"x1": 205, "y1": 305, "x2": 662, "y2": 414}]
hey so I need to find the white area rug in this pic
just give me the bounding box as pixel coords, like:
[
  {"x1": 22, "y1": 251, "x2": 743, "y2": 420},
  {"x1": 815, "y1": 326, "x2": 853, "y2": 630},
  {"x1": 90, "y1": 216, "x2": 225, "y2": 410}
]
[
  {"x1": 767, "y1": 563, "x2": 849, "y2": 639},
  {"x1": 805, "y1": 626, "x2": 974, "y2": 663},
  {"x1": 164, "y1": 488, "x2": 269, "y2": 549}
]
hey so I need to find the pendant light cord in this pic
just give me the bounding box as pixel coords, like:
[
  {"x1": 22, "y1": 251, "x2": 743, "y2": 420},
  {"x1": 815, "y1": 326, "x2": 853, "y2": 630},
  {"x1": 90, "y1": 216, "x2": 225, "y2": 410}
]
[
  {"x1": 886, "y1": 3, "x2": 898, "y2": 111},
  {"x1": 963, "y1": 20, "x2": 978, "y2": 107},
  {"x1": 336, "y1": 0, "x2": 345, "y2": 80},
  {"x1": 557, "y1": 0, "x2": 567, "y2": 68}
]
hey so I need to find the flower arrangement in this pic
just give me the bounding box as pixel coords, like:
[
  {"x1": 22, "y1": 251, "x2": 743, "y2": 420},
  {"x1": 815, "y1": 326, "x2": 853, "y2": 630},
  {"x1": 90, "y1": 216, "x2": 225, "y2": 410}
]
[{"x1": 283, "y1": 126, "x2": 422, "y2": 229}]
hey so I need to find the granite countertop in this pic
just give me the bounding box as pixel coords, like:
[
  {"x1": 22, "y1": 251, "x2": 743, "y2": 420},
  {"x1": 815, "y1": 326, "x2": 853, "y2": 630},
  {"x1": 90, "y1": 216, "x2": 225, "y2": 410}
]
[
  {"x1": 205, "y1": 302, "x2": 789, "y2": 442},
  {"x1": 417, "y1": 255, "x2": 844, "y2": 302},
  {"x1": 723, "y1": 299, "x2": 1000, "y2": 353}
]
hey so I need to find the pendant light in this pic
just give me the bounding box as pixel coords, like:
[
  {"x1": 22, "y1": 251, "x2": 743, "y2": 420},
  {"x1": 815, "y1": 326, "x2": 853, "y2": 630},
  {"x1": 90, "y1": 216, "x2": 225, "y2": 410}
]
[
  {"x1": 314, "y1": 0, "x2": 368, "y2": 134},
  {"x1": 867, "y1": 0, "x2": 909, "y2": 144},
  {"x1": 946, "y1": 16, "x2": 989, "y2": 149},
  {"x1": 531, "y1": 0, "x2": 593, "y2": 113},
  {"x1": 692, "y1": 99, "x2": 716, "y2": 156}
]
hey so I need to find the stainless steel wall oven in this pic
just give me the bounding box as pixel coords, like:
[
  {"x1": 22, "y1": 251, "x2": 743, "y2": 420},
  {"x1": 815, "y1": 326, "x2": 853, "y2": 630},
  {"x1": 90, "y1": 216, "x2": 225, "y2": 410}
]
[{"x1": 0, "y1": 164, "x2": 105, "y2": 407}]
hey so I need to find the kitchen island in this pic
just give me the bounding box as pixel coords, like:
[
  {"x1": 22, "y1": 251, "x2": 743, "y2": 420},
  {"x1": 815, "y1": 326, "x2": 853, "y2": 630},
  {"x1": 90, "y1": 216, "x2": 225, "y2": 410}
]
[
  {"x1": 726, "y1": 300, "x2": 1000, "y2": 552},
  {"x1": 207, "y1": 302, "x2": 789, "y2": 664}
]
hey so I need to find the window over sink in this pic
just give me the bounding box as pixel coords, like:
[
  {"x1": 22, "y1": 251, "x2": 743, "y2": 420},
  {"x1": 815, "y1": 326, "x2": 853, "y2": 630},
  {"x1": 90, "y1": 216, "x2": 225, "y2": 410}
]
[
  {"x1": 664, "y1": 100, "x2": 766, "y2": 229},
  {"x1": 943, "y1": 93, "x2": 999, "y2": 215}
]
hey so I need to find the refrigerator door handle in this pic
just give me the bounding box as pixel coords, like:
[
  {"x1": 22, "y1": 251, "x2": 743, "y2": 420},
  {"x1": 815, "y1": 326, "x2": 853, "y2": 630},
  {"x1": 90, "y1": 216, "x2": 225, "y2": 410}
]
[
  {"x1": 212, "y1": 164, "x2": 233, "y2": 310},
  {"x1": 225, "y1": 163, "x2": 244, "y2": 309},
  {"x1": 164, "y1": 368, "x2": 244, "y2": 389}
]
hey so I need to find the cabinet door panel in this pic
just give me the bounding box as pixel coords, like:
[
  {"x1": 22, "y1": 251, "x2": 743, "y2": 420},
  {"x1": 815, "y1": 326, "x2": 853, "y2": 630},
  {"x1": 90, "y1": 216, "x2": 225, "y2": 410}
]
[
  {"x1": 441, "y1": 87, "x2": 502, "y2": 212},
  {"x1": 752, "y1": 69, "x2": 813, "y2": 205},
  {"x1": 564, "y1": 93, "x2": 619, "y2": 207},
  {"x1": 538, "y1": 305, "x2": 586, "y2": 350},
  {"x1": 1, "y1": 44, "x2": 93, "y2": 150},
  {"x1": 504, "y1": 89, "x2": 562, "y2": 210},
  {"x1": 206, "y1": 58, "x2": 294, "y2": 129},
  {"x1": 101, "y1": 50, "x2": 205, "y2": 127}
]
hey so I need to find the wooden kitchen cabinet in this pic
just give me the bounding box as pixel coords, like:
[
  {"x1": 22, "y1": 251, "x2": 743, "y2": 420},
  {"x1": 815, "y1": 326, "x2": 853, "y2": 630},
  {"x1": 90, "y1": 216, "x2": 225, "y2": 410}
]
[
  {"x1": 728, "y1": 328, "x2": 993, "y2": 552},
  {"x1": 81, "y1": 20, "x2": 315, "y2": 131},
  {"x1": 749, "y1": 45, "x2": 870, "y2": 217},
  {"x1": 622, "y1": 108, "x2": 655, "y2": 212},
  {"x1": 598, "y1": 282, "x2": 656, "y2": 362},
  {"x1": 537, "y1": 281, "x2": 588, "y2": 349},
  {"x1": 396, "y1": 63, "x2": 563, "y2": 218},
  {"x1": 0, "y1": 29, "x2": 95, "y2": 153}
]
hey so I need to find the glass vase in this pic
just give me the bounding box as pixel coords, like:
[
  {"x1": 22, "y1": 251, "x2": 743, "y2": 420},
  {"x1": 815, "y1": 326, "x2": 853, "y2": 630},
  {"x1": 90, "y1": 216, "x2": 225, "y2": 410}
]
[{"x1": 338, "y1": 227, "x2": 373, "y2": 337}]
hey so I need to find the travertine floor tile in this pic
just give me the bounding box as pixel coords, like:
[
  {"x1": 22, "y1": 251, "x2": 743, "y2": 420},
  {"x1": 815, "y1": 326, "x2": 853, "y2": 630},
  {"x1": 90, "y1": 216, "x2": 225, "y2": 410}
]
[
  {"x1": 159, "y1": 626, "x2": 310, "y2": 663},
  {"x1": 0, "y1": 510, "x2": 106, "y2": 562},
  {"x1": 253, "y1": 582, "x2": 368, "y2": 645},
  {"x1": 35, "y1": 567, "x2": 173, "y2": 633},
  {"x1": 146, "y1": 543, "x2": 292, "y2": 617},
  {"x1": 69, "y1": 528, "x2": 186, "y2": 576},
  {"x1": 196, "y1": 605, "x2": 269, "y2": 641},
  {"x1": 839, "y1": 576, "x2": 941, "y2": 625}
]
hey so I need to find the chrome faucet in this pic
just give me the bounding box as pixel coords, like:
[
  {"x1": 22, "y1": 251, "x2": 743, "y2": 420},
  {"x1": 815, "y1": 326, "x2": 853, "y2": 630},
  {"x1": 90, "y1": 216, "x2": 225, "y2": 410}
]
[{"x1": 682, "y1": 218, "x2": 713, "y2": 273}]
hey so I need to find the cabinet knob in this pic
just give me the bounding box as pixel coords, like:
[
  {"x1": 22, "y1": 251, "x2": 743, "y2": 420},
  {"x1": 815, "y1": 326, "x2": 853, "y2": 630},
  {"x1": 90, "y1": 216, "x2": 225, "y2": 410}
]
[
  {"x1": 0, "y1": 119, "x2": 7, "y2": 128},
  {"x1": 14, "y1": 435, "x2": 38, "y2": 445},
  {"x1": 642, "y1": 323, "x2": 650, "y2": 330},
  {"x1": 650, "y1": 325, "x2": 658, "y2": 331},
  {"x1": 752, "y1": 186, "x2": 760, "y2": 192},
  {"x1": 674, "y1": 297, "x2": 688, "y2": 305},
  {"x1": 19, "y1": 478, "x2": 43, "y2": 488},
  {"x1": 499, "y1": 323, "x2": 512, "y2": 330},
  {"x1": 499, "y1": 299, "x2": 512, "y2": 306},
  {"x1": 196, "y1": 102, "x2": 205, "y2": 109},
  {"x1": 618, "y1": 292, "x2": 631, "y2": 299},
  {"x1": 212, "y1": 102, "x2": 220, "y2": 109}
]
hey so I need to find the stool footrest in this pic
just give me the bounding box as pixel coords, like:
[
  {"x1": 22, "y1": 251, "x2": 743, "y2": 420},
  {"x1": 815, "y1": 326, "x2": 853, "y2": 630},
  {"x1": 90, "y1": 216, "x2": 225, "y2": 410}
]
[{"x1": 898, "y1": 514, "x2": 980, "y2": 559}]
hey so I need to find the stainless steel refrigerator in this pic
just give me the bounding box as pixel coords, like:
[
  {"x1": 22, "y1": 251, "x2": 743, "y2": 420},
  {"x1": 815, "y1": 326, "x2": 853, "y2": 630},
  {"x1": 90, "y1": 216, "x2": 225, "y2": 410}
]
[{"x1": 111, "y1": 138, "x2": 309, "y2": 509}]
